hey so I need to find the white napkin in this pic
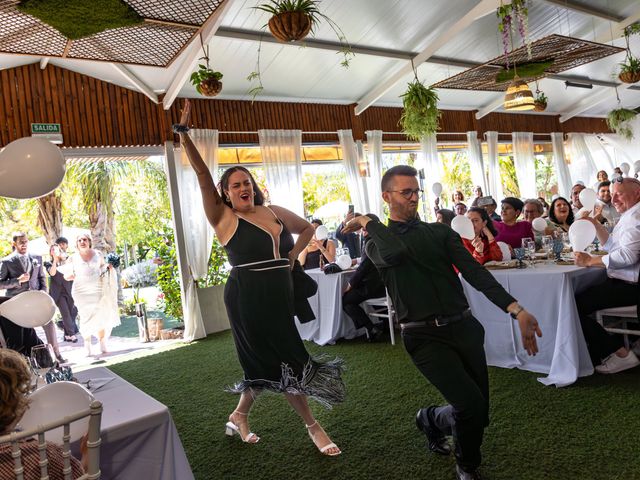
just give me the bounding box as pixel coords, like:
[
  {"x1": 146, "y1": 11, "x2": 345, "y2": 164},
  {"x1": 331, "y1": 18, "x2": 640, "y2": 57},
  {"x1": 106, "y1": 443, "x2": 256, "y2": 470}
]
[{"x1": 85, "y1": 377, "x2": 115, "y2": 392}]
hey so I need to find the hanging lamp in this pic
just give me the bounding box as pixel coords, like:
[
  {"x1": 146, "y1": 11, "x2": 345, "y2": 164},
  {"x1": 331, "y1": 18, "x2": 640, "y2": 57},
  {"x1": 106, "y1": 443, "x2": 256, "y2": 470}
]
[{"x1": 504, "y1": 76, "x2": 535, "y2": 111}]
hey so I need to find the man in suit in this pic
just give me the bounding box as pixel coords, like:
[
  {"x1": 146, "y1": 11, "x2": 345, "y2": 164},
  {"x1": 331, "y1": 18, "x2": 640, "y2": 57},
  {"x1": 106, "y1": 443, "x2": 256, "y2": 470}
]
[
  {"x1": 0, "y1": 232, "x2": 65, "y2": 361},
  {"x1": 342, "y1": 214, "x2": 386, "y2": 341},
  {"x1": 46, "y1": 237, "x2": 79, "y2": 343}
]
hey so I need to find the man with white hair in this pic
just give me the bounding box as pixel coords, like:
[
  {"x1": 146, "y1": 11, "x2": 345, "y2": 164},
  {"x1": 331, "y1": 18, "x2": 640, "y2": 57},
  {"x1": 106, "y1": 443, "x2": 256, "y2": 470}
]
[{"x1": 574, "y1": 177, "x2": 640, "y2": 374}]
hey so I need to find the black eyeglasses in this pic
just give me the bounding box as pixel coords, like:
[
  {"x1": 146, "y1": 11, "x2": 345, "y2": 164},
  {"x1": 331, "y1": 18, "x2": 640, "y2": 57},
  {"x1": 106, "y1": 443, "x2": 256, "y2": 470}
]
[
  {"x1": 387, "y1": 188, "x2": 423, "y2": 199},
  {"x1": 613, "y1": 176, "x2": 640, "y2": 185}
]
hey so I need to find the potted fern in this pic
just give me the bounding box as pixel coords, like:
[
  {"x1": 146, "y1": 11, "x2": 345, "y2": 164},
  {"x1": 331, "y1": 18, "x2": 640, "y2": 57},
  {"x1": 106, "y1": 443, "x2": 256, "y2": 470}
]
[
  {"x1": 607, "y1": 108, "x2": 637, "y2": 140},
  {"x1": 190, "y1": 64, "x2": 223, "y2": 97},
  {"x1": 399, "y1": 79, "x2": 441, "y2": 141},
  {"x1": 534, "y1": 91, "x2": 547, "y2": 112},
  {"x1": 619, "y1": 22, "x2": 640, "y2": 84}
]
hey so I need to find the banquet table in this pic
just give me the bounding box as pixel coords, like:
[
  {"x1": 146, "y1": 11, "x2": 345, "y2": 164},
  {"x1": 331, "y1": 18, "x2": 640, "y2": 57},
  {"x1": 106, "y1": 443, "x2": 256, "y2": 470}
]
[
  {"x1": 295, "y1": 267, "x2": 362, "y2": 345},
  {"x1": 75, "y1": 367, "x2": 193, "y2": 480},
  {"x1": 461, "y1": 264, "x2": 607, "y2": 387}
]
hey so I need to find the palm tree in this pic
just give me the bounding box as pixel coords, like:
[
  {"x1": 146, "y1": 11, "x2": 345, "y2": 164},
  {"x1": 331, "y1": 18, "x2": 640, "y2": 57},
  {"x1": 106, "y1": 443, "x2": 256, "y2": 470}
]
[
  {"x1": 36, "y1": 191, "x2": 63, "y2": 245},
  {"x1": 65, "y1": 160, "x2": 138, "y2": 252}
]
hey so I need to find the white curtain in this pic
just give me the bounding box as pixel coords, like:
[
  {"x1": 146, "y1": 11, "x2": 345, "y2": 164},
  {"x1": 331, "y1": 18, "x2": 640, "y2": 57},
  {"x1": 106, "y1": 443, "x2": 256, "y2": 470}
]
[
  {"x1": 551, "y1": 132, "x2": 572, "y2": 199},
  {"x1": 584, "y1": 135, "x2": 615, "y2": 174},
  {"x1": 512, "y1": 132, "x2": 537, "y2": 199},
  {"x1": 175, "y1": 129, "x2": 218, "y2": 341},
  {"x1": 566, "y1": 133, "x2": 598, "y2": 187},
  {"x1": 485, "y1": 131, "x2": 503, "y2": 201},
  {"x1": 258, "y1": 129, "x2": 303, "y2": 217},
  {"x1": 338, "y1": 129, "x2": 368, "y2": 213},
  {"x1": 365, "y1": 130, "x2": 384, "y2": 218},
  {"x1": 418, "y1": 134, "x2": 441, "y2": 221},
  {"x1": 467, "y1": 131, "x2": 487, "y2": 194}
]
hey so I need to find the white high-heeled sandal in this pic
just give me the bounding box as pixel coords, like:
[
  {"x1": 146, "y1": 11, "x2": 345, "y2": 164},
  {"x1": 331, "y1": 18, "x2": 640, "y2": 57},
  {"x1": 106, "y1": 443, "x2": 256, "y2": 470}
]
[
  {"x1": 225, "y1": 411, "x2": 259, "y2": 443},
  {"x1": 305, "y1": 421, "x2": 341, "y2": 456}
]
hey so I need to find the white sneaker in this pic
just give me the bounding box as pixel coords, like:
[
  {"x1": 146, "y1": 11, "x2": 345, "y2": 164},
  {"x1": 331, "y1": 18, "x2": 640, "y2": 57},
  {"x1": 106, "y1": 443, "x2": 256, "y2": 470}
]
[
  {"x1": 595, "y1": 351, "x2": 640, "y2": 374},
  {"x1": 631, "y1": 339, "x2": 640, "y2": 357}
]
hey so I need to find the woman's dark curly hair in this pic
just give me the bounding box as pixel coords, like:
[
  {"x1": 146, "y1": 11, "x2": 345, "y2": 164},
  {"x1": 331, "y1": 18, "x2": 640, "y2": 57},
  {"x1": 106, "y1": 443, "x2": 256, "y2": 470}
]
[
  {"x1": 467, "y1": 207, "x2": 498, "y2": 237},
  {"x1": 0, "y1": 349, "x2": 31, "y2": 434},
  {"x1": 218, "y1": 166, "x2": 265, "y2": 209},
  {"x1": 548, "y1": 196, "x2": 574, "y2": 226}
]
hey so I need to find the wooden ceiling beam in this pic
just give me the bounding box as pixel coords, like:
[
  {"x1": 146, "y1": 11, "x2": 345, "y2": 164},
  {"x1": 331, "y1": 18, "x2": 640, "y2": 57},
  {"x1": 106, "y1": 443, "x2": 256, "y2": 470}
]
[{"x1": 111, "y1": 63, "x2": 158, "y2": 104}]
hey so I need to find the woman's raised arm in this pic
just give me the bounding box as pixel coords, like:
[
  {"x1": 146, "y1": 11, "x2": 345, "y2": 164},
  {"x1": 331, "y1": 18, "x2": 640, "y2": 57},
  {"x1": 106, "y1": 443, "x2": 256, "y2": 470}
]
[{"x1": 176, "y1": 99, "x2": 228, "y2": 227}]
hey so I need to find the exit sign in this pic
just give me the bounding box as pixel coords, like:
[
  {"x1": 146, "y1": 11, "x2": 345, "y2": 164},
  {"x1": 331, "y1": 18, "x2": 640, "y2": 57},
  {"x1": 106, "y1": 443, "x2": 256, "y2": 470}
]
[{"x1": 31, "y1": 123, "x2": 63, "y2": 143}]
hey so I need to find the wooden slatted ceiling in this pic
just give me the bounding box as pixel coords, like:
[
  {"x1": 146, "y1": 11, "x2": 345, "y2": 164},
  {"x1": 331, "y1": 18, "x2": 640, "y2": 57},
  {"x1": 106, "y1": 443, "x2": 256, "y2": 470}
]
[{"x1": 0, "y1": 63, "x2": 612, "y2": 149}]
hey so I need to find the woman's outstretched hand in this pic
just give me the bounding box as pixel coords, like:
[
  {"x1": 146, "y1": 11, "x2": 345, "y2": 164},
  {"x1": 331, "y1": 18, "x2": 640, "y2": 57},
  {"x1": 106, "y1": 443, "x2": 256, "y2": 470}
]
[{"x1": 179, "y1": 99, "x2": 191, "y2": 128}]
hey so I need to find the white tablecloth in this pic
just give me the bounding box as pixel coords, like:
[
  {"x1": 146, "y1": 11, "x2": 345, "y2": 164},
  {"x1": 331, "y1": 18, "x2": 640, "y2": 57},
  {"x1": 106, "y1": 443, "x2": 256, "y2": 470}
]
[
  {"x1": 75, "y1": 367, "x2": 193, "y2": 480},
  {"x1": 295, "y1": 268, "x2": 362, "y2": 345},
  {"x1": 461, "y1": 264, "x2": 606, "y2": 387}
]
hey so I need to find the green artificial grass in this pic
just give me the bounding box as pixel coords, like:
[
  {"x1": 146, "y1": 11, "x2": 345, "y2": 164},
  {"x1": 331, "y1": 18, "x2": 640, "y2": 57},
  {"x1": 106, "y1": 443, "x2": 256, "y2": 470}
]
[
  {"x1": 18, "y1": 0, "x2": 142, "y2": 40},
  {"x1": 110, "y1": 332, "x2": 640, "y2": 480}
]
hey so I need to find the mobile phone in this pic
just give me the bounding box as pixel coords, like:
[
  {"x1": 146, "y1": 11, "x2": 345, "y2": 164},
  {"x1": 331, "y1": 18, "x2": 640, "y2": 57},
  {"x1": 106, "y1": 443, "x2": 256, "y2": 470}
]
[{"x1": 348, "y1": 204, "x2": 354, "y2": 215}]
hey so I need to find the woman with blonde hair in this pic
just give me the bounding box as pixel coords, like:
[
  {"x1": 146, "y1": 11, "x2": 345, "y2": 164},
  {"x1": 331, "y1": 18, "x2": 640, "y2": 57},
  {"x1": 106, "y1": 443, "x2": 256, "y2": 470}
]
[{"x1": 63, "y1": 234, "x2": 119, "y2": 357}]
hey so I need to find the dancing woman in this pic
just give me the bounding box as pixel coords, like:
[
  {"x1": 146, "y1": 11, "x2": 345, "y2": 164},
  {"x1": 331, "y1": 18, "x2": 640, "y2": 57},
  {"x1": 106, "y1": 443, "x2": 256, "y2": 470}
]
[{"x1": 175, "y1": 99, "x2": 344, "y2": 456}]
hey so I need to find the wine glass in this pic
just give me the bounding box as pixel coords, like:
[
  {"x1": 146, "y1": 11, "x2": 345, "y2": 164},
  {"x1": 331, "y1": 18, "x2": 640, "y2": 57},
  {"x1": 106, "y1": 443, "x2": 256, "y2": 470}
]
[
  {"x1": 541, "y1": 235, "x2": 553, "y2": 262},
  {"x1": 552, "y1": 239, "x2": 564, "y2": 262},
  {"x1": 561, "y1": 232, "x2": 570, "y2": 251},
  {"x1": 30, "y1": 344, "x2": 57, "y2": 381},
  {"x1": 522, "y1": 238, "x2": 535, "y2": 266}
]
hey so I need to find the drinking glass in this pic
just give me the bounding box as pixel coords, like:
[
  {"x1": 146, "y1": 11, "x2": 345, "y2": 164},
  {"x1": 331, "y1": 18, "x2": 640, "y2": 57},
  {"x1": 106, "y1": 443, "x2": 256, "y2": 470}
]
[
  {"x1": 541, "y1": 235, "x2": 553, "y2": 262},
  {"x1": 513, "y1": 248, "x2": 526, "y2": 268},
  {"x1": 561, "y1": 232, "x2": 570, "y2": 250},
  {"x1": 522, "y1": 238, "x2": 535, "y2": 266},
  {"x1": 552, "y1": 239, "x2": 564, "y2": 262},
  {"x1": 29, "y1": 344, "x2": 57, "y2": 380}
]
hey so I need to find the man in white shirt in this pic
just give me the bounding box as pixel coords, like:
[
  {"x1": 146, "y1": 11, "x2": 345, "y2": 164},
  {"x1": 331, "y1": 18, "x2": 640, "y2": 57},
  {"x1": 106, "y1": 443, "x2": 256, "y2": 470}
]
[
  {"x1": 570, "y1": 183, "x2": 585, "y2": 215},
  {"x1": 594, "y1": 180, "x2": 621, "y2": 225},
  {"x1": 574, "y1": 178, "x2": 640, "y2": 374}
]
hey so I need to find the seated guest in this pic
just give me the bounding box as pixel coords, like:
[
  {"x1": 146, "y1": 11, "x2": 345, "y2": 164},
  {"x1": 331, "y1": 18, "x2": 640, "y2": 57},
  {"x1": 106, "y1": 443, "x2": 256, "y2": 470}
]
[
  {"x1": 470, "y1": 186, "x2": 483, "y2": 207},
  {"x1": 523, "y1": 199, "x2": 550, "y2": 245},
  {"x1": 463, "y1": 207, "x2": 502, "y2": 264},
  {"x1": 435, "y1": 208, "x2": 455, "y2": 227},
  {"x1": 537, "y1": 197, "x2": 550, "y2": 217},
  {"x1": 494, "y1": 197, "x2": 534, "y2": 250},
  {"x1": 451, "y1": 190, "x2": 464, "y2": 205},
  {"x1": 594, "y1": 181, "x2": 621, "y2": 225},
  {"x1": 299, "y1": 219, "x2": 336, "y2": 270},
  {"x1": 546, "y1": 197, "x2": 574, "y2": 233},
  {"x1": 570, "y1": 183, "x2": 585, "y2": 215},
  {"x1": 454, "y1": 202, "x2": 467, "y2": 216},
  {"x1": 573, "y1": 177, "x2": 640, "y2": 373},
  {"x1": 335, "y1": 212, "x2": 361, "y2": 259},
  {"x1": 0, "y1": 298, "x2": 43, "y2": 356},
  {"x1": 0, "y1": 349, "x2": 86, "y2": 479},
  {"x1": 342, "y1": 214, "x2": 386, "y2": 342},
  {"x1": 477, "y1": 196, "x2": 501, "y2": 221}
]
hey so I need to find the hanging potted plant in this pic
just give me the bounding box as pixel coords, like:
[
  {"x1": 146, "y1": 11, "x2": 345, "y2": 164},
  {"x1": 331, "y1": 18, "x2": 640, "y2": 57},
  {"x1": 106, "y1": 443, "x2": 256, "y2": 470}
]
[
  {"x1": 619, "y1": 23, "x2": 640, "y2": 84},
  {"x1": 533, "y1": 85, "x2": 547, "y2": 111},
  {"x1": 399, "y1": 76, "x2": 441, "y2": 141},
  {"x1": 190, "y1": 64, "x2": 223, "y2": 97},
  {"x1": 606, "y1": 108, "x2": 637, "y2": 140},
  {"x1": 249, "y1": 0, "x2": 353, "y2": 98}
]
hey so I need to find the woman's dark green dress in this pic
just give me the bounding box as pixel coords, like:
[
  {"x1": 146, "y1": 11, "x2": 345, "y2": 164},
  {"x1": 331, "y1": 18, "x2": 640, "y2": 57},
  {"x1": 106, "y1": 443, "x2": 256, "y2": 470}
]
[{"x1": 223, "y1": 213, "x2": 345, "y2": 407}]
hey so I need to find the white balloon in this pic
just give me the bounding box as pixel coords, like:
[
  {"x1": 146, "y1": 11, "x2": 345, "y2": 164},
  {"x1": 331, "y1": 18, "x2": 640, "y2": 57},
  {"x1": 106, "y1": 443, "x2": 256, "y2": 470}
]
[
  {"x1": 0, "y1": 291, "x2": 55, "y2": 328},
  {"x1": 19, "y1": 381, "x2": 94, "y2": 444},
  {"x1": 568, "y1": 219, "x2": 596, "y2": 252},
  {"x1": 575, "y1": 207, "x2": 591, "y2": 219},
  {"x1": 532, "y1": 217, "x2": 547, "y2": 232},
  {"x1": 432, "y1": 182, "x2": 443, "y2": 196},
  {"x1": 336, "y1": 254, "x2": 352, "y2": 270},
  {"x1": 620, "y1": 162, "x2": 630, "y2": 175},
  {"x1": 633, "y1": 160, "x2": 640, "y2": 174},
  {"x1": 578, "y1": 188, "x2": 597, "y2": 210},
  {"x1": 314, "y1": 225, "x2": 328, "y2": 241},
  {"x1": 451, "y1": 215, "x2": 475, "y2": 240},
  {"x1": 0, "y1": 137, "x2": 65, "y2": 199}
]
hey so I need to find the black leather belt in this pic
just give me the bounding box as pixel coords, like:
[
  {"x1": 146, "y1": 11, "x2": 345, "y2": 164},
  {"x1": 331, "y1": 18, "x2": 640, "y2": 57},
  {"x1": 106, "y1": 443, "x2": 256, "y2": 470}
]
[{"x1": 401, "y1": 309, "x2": 472, "y2": 329}]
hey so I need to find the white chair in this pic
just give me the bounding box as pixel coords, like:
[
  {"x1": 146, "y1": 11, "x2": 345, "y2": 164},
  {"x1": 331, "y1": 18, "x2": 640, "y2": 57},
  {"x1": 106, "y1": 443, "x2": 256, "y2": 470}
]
[
  {"x1": 497, "y1": 241, "x2": 511, "y2": 261},
  {"x1": 0, "y1": 399, "x2": 102, "y2": 479},
  {"x1": 595, "y1": 305, "x2": 639, "y2": 349},
  {"x1": 363, "y1": 289, "x2": 398, "y2": 345}
]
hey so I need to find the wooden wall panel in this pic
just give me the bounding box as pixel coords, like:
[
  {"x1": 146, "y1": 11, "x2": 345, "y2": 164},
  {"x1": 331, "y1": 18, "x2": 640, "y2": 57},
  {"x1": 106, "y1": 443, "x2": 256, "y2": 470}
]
[{"x1": 0, "y1": 63, "x2": 613, "y2": 149}]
